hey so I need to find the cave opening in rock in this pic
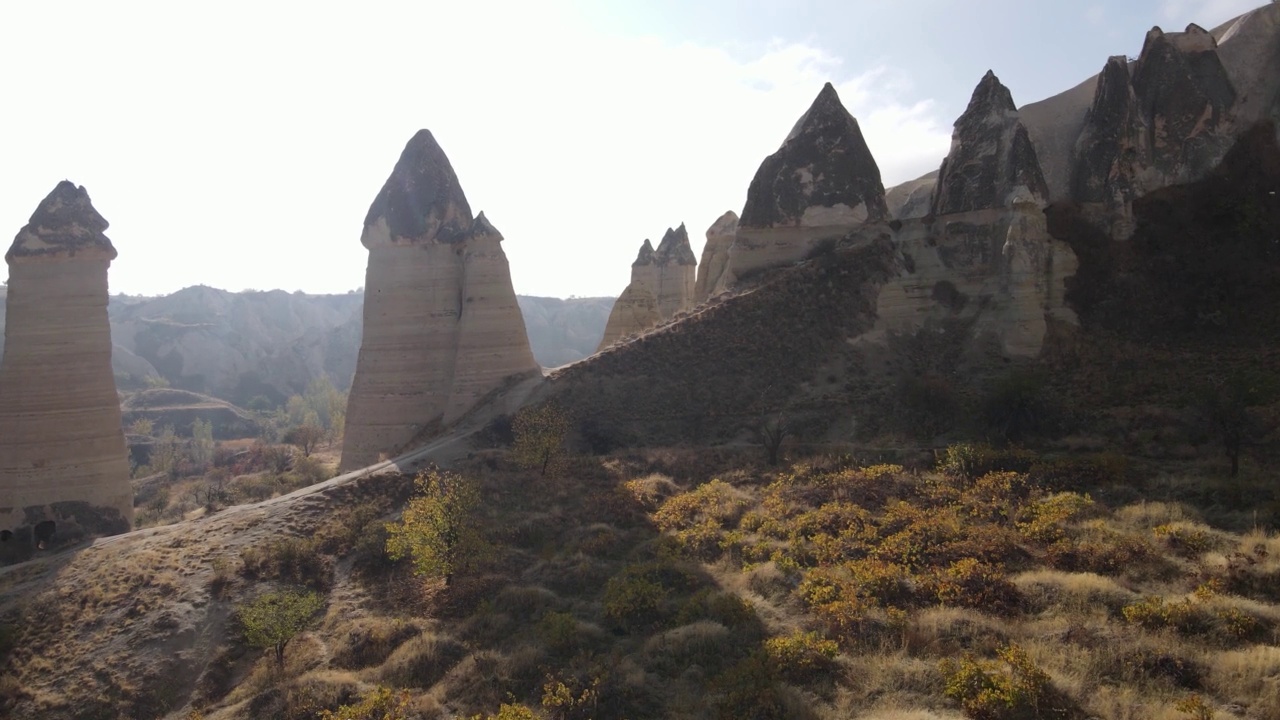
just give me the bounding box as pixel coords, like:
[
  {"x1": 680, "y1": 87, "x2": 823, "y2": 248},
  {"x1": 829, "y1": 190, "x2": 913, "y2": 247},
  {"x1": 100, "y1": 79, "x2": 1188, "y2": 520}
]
[{"x1": 0, "y1": 530, "x2": 11, "y2": 542}]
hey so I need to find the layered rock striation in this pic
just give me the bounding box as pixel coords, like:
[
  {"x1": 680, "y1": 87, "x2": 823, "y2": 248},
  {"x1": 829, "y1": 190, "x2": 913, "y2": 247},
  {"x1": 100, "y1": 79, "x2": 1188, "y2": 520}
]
[
  {"x1": 341, "y1": 131, "x2": 538, "y2": 470},
  {"x1": 0, "y1": 182, "x2": 133, "y2": 559},
  {"x1": 597, "y1": 224, "x2": 698, "y2": 351},
  {"x1": 725, "y1": 83, "x2": 888, "y2": 283}
]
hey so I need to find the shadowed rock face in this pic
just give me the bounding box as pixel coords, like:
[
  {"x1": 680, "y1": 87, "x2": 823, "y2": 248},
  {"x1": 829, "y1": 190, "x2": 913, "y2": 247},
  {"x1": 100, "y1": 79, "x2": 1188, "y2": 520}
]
[
  {"x1": 740, "y1": 83, "x2": 888, "y2": 229},
  {"x1": 932, "y1": 71, "x2": 1050, "y2": 215},
  {"x1": 597, "y1": 224, "x2": 698, "y2": 351},
  {"x1": 727, "y1": 83, "x2": 888, "y2": 283},
  {"x1": 341, "y1": 132, "x2": 538, "y2": 470},
  {"x1": 1069, "y1": 24, "x2": 1240, "y2": 238},
  {"x1": 873, "y1": 75, "x2": 1076, "y2": 358},
  {"x1": 693, "y1": 211, "x2": 739, "y2": 301},
  {"x1": 0, "y1": 182, "x2": 132, "y2": 560}
]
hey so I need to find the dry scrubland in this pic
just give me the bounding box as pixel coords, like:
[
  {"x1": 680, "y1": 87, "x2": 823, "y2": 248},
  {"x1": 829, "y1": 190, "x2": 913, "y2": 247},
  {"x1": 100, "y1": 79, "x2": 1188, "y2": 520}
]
[{"x1": 3, "y1": 442, "x2": 1278, "y2": 719}]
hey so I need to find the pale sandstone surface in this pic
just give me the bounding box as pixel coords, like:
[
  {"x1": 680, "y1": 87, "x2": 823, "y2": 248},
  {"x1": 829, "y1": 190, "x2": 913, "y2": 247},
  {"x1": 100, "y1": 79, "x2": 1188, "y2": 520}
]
[
  {"x1": 597, "y1": 225, "x2": 697, "y2": 351},
  {"x1": 884, "y1": 170, "x2": 938, "y2": 221},
  {"x1": 693, "y1": 211, "x2": 738, "y2": 301},
  {"x1": 341, "y1": 131, "x2": 537, "y2": 470},
  {"x1": 0, "y1": 182, "x2": 132, "y2": 555}
]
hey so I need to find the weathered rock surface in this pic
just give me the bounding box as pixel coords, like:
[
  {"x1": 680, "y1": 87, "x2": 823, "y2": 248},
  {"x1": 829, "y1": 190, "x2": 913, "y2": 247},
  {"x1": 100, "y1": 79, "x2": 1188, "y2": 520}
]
[
  {"x1": 932, "y1": 71, "x2": 1050, "y2": 215},
  {"x1": 341, "y1": 131, "x2": 538, "y2": 470},
  {"x1": 874, "y1": 74, "x2": 1076, "y2": 358},
  {"x1": 597, "y1": 225, "x2": 698, "y2": 350},
  {"x1": 693, "y1": 211, "x2": 739, "y2": 300},
  {"x1": 727, "y1": 83, "x2": 888, "y2": 281},
  {"x1": 884, "y1": 170, "x2": 937, "y2": 220},
  {"x1": 0, "y1": 182, "x2": 132, "y2": 559}
]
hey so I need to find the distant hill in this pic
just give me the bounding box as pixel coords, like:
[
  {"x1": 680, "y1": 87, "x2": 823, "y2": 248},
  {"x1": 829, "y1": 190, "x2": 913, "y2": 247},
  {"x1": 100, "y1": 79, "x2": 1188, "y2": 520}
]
[{"x1": 0, "y1": 286, "x2": 611, "y2": 408}]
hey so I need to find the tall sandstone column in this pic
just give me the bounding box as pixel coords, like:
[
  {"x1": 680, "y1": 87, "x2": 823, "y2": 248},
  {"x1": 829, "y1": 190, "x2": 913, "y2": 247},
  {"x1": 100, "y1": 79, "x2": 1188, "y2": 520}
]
[
  {"x1": 341, "y1": 131, "x2": 538, "y2": 470},
  {"x1": 596, "y1": 225, "x2": 697, "y2": 352},
  {"x1": 0, "y1": 182, "x2": 132, "y2": 558}
]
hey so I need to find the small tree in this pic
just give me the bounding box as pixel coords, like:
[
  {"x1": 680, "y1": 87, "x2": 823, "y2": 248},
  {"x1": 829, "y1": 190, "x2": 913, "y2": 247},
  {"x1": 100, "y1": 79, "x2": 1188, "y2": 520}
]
[
  {"x1": 385, "y1": 469, "x2": 490, "y2": 586},
  {"x1": 191, "y1": 418, "x2": 215, "y2": 467},
  {"x1": 1197, "y1": 370, "x2": 1279, "y2": 477},
  {"x1": 754, "y1": 414, "x2": 791, "y2": 466},
  {"x1": 128, "y1": 417, "x2": 154, "y2": 436},
  {"x1": 513, "y1": 403, "x2": 571, "y2": 476},
  {"x1": 284, "y1": 424, "x2": 325, "y2": 457},
  {"x1": 237, "y1": 589, "x2": 324, "y2": 669}
]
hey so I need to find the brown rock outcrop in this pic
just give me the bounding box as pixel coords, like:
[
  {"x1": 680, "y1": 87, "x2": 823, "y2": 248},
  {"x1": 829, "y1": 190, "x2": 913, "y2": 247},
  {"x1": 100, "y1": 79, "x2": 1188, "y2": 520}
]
[
  {"x1": 597, "y1": 225, "x2": 698, "y2": 351},
  {"x1": 341, "y1": 131, "x2": 538, "y2": 470},
  {"x1": 693, "y1": 211, "x2": 738, "y2": 301},
  {"x1": 726, "y1": 83, "x2": 888, "y2": 282},
  {"x1": 0, "y1": 182, "x2": 132, "y2": 559}
]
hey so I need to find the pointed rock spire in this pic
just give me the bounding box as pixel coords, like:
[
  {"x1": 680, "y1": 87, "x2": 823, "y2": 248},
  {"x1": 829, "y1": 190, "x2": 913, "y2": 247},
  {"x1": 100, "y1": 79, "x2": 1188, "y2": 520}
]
[
  {"x1": 7, "y1": 181, "x2": 116, "y2": 262},
  {"x1": 931, "y1": 70, "x2": 1049, "y2": 215},
  {"x1": 1, "y1": 182, "x2": 133, "y2": 554},
  {"x1": 1071, "y1": 56, "x2": 1150, "y2": 205},
  {"x1": 694, "y1": 211, "x2": 738, "y2": 301},
  {"x1": 361, "y1": 129, "x2": 474, "y2": 248},
  {"x1": 654, "y1": 224, "x2": 697, "y2": 266},
  {"x1": 633, "y1": 239, "x2": 656, "y2": 266},
  {"x1": 740, "y1": 82, "x2": 888, "y2": 228}
]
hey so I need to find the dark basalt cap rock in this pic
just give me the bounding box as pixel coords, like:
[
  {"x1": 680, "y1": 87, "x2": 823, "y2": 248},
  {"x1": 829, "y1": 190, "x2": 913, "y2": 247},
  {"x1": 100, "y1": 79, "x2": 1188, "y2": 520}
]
[
  {"x1": 7, "y1": 181, "x2": 117, "y2": 263},
  {"x1": 930, "y1": 71, "x2": 1049, "y2": 215},
  {"x1": 469, "y1": 211, "x2": 503, "y2": 241},
  {"x1": 633, "y1": 239, "x2": 656, "y2": 266},
  {"x1": 654, "y1": 224, "x2": 697, "y2": 266},
  {"x1": 740, "y1": 82, "x2": 888, "y2": 227},
  {"x1": 363, "y1": 129, "x2": 474, "y2": 248},
  {"x1": 1070, "y1": 56, "x2": 1149, "y2": 203}
]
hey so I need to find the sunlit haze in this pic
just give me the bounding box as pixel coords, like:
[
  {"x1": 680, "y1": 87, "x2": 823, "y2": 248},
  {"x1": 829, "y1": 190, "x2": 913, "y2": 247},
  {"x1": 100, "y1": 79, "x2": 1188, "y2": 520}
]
[{"x1": 0, "y1": 0, "x2": 1263, "y2": 298}]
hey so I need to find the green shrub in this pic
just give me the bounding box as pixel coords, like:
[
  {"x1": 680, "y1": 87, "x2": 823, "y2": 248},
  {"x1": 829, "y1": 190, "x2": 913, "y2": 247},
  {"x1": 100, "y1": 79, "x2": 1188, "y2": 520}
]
[
  {"x1": 537, "y1": 611, "x2": 582, "y2": 656},
  {"x1": 602, "y1": 570, "x2": 666, "y2": 632},
  {"x1": 237, "y1": 589, "x2": 325, "y2": 668},
  {"x1": 980, "y1": 370, "x2": 1055, "y2": 442},
  {"x1": 942, "y1": 644, "x2": 1069, "y2": 720},
  {"x1": 318, "y1": 685, "x2": 410, "y2": 720},
  {"x1": 938, "y1": 444, "x2": 1037, "y2": 480},
  {"x1": 763, "y1": 630, "x2": 839, "y2": 685}
]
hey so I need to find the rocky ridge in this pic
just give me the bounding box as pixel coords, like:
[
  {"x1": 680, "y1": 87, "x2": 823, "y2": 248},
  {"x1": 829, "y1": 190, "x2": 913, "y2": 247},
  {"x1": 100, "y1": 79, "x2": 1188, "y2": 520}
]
[
  {"x1": 0, "y1": 182, "x2": 133, "y2": 561},
  {"x1": 340, "y1": 131, "x2": 538, "y2": 470}
]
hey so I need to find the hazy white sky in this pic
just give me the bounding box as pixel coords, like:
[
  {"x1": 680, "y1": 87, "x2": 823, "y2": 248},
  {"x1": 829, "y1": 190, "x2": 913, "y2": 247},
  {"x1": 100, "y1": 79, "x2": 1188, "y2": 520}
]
[{"x1": 0, "y1": 0, "x2": 1265, "y2": 298}]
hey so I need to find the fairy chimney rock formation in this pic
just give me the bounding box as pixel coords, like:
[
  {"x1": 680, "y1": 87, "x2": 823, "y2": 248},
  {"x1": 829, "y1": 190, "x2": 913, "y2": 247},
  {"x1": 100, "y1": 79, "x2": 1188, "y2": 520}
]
[
  {"x1": 341, "y1": 131, "x2": 538, "y2": 471},
  {"x1": 597, "y1": 224, "x2": 698, "y2": 351},
  {"x1": 727, "y1": 83, "x2": 888, "y2": 281},
  {"x1": 693, "y1": 211, "x2": 739, "y2": 301},
  {"x1": 0, "y1": 182, "x2": 133, "y2": 558},
  {"x1": 873, "y1": 73, "x2": 1077, "y2": 358},
  {"x1": 932, "y1": 70, "x2": 1050, "y2": 215}
]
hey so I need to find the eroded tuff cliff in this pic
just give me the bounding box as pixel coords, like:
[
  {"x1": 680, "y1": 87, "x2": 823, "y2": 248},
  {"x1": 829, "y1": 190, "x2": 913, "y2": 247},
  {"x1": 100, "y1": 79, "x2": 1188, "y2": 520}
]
[
  {"x1": 341, "y1": 131, "x2": 537, "y2": 470},
  {"x1": 597, "y1": 225, "x2": 697, "y2": 350},
  {"x1": 0, "y1": 182, "x2": 132, "y2": 560},
  {"x1": 724, "y1": 83, "x2": 888, "y2": 284}
]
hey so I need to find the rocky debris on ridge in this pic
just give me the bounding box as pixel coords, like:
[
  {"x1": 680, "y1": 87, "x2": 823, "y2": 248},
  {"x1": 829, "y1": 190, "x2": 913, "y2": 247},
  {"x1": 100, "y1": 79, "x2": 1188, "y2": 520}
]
[
  {"x1": 931, "y1": 70, "x2": 1050, "y2": 215},
  {"x1": 0, "y1": 182, "x2": 133, "y2": 561},
  {"x1": 342, "y1": 132, "x2": 538, "y2": 470}
]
